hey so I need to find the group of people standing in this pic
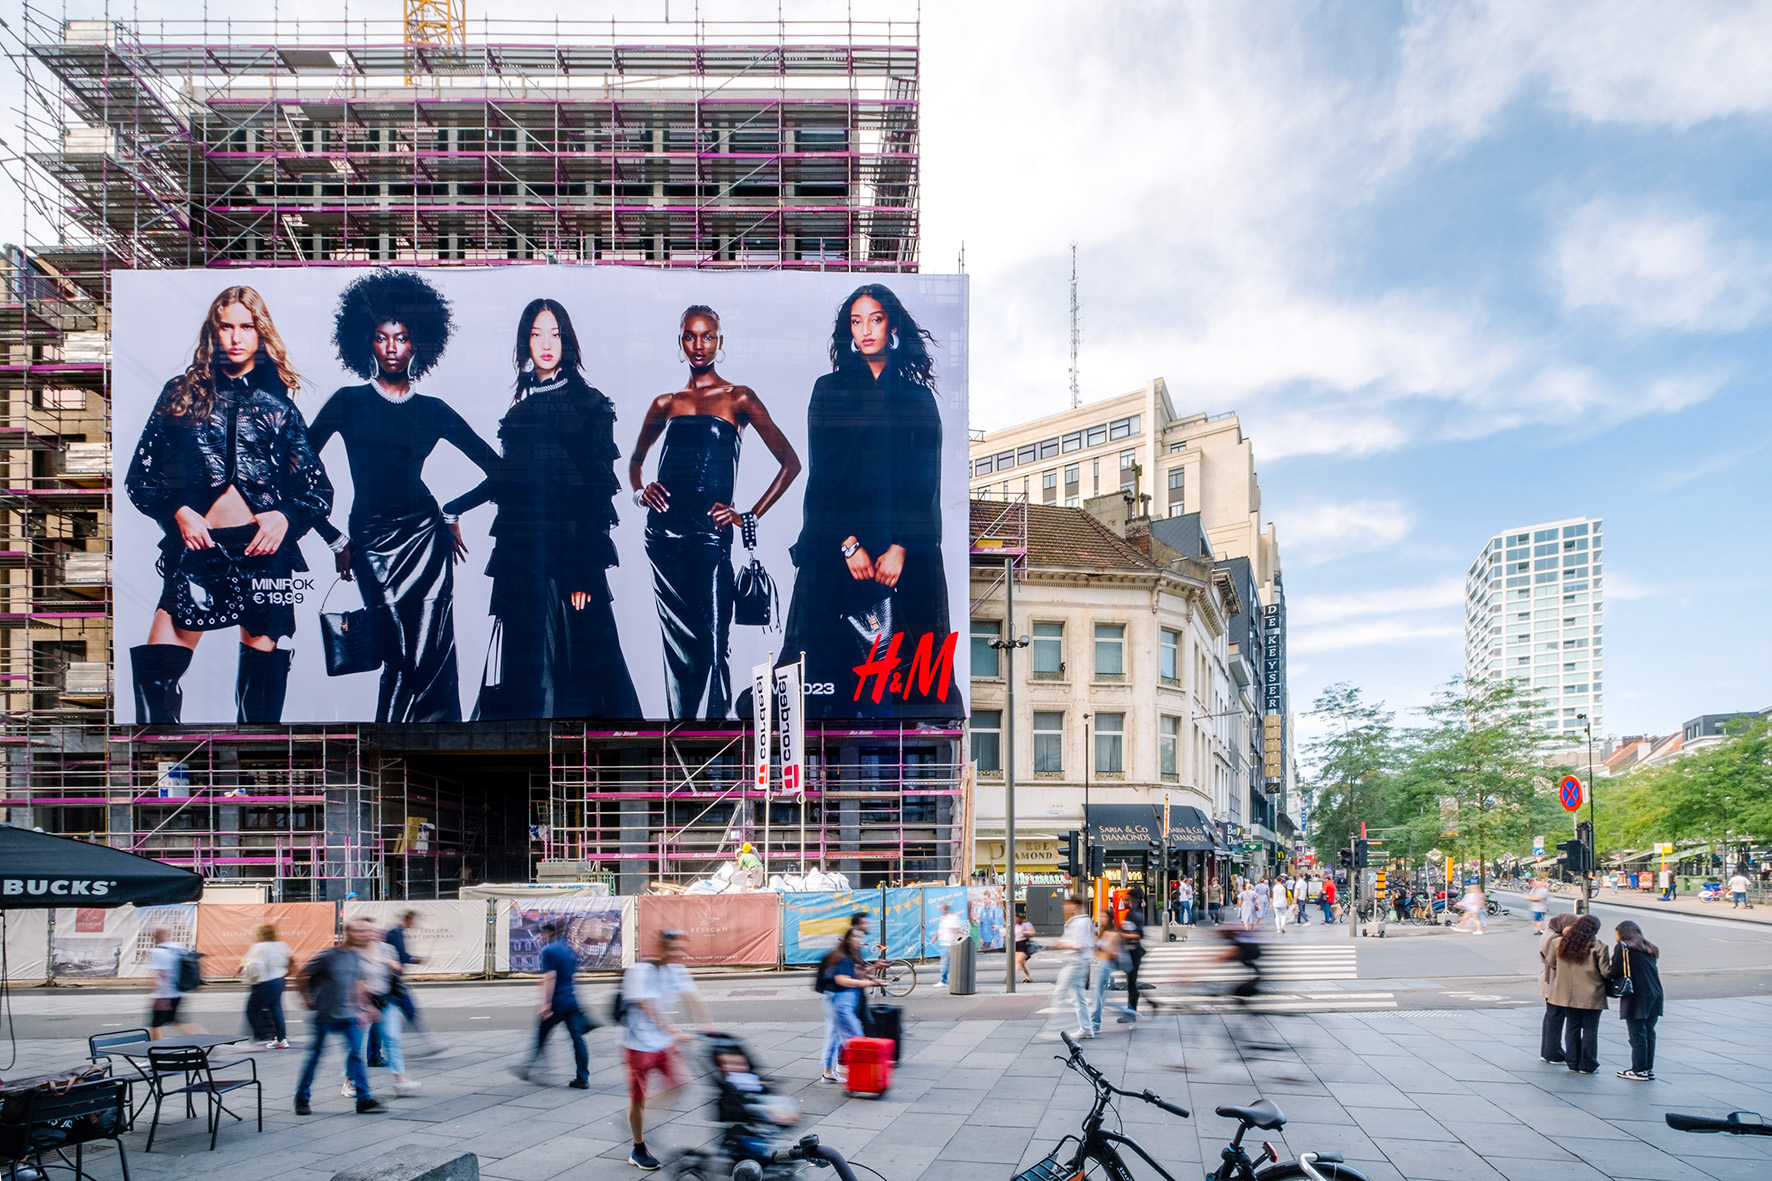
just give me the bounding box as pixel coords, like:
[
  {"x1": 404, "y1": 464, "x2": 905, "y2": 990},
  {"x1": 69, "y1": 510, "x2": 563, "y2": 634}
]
[
  {"x1": 125, "y1": 274, "x2": 957, "y2": 725},
  {"x1": 1233, "y1": 873, "x2": 1332, "y2": 931},
  {"x1": 1538, "y1": 913, "x2": 1665, "y2": 1079}
]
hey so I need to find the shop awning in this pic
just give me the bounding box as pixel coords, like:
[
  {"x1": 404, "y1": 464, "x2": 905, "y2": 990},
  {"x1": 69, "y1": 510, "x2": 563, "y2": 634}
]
[
  {"x1": 1085, "y1": 804, "x2": 1221, "y2": 852},
  {"x1": 0, "y1": 824, "x2": 203, "y2": 909}
]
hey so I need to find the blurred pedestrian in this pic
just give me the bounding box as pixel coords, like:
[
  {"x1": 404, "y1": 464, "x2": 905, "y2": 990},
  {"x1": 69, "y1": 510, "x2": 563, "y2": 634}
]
[
  {"x1": 146, "y1": 926, "x2": 202, "y2": 1040},
  {"x1": 1606, "y1": 920, "x2": 1664, "y2": 1080},
  {"x1": 1294, "y1": 875, "x2": 1309, "y2": 925},
  {"x1": 1013, "y1": 907, "x2": 1036, "y2": 984},
  {"x1": 1177, "y1": 878, "x2": 1195, "y2": 926},
  {"x1": 518, "y1": 921, "x2": 591, "y2": 1088},
  {"x1": 1089, "y1": 912, "x2": 1134, "y2": 1030},
  {"x1": 1454, "y1": 883, "x2": 1487, "y2": 935},
  {"x1": 1119, "y1": 889, "x2": 1146, "y2": 1021},
  {"x1": 241, "y1": 922, "x2": 291, "y2": 1048},
  {"x1": 1527, "y1": 878, "x2": 1550, "y2": 934},
  {"x1": 1273, "y1": 879, "x2": 1290, "y2": 934},
  {"x1": 1545, "y1": 914, "x2": 1608, "y2": 1074},
  {"x1": 622, "y1": 929, "x2": 708, "y2": 1170},
  {"x1": 1050, "y1": 894, "x2": 1096, "y2": 1039},
  {"x1": 816, "y1": 927, "x2": 872, "y2": 1084},
  {"x1": 295, "y1": 918, "x2": 382, "y2": 1115},
  {"x1": 363, "y1": 928, "x2": 420, "y2": 1096},
  {"x1": 935, "y1": 902, "x2": 967, "y2": 987},
  {"x1": 1537, "y1": 912, "x2": 1577, "y2": 1063},
  {"x1": 1729, "y1": 871, "x2": 1750, "y2": 908},
  {"x1": 1321, "y1": 876, "x2": 1337, "y2": 924}
]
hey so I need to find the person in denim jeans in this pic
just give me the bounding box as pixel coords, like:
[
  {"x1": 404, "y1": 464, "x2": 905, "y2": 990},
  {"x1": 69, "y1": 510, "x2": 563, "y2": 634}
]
[
  {"x1": 817, "y1": 928, "x2": 874, "y2": 1083},
  {"x1": 518, "y1": 921, "x2": 592, "y2": 1088},
  {"x1": 295, "y1": 919, "x2": 381, "y2": 1115},
  {"x1": 1050, "y1": 895, "x2": 1096, "y2": 1039}
]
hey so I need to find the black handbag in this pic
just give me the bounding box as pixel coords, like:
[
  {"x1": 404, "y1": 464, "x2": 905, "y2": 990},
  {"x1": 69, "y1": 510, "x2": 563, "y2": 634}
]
[
  {"x1": 318, "y1": 577, "x2": 379, "y2": 677},
  {"x1": 733, "y1": 514, "x2": 778, "y2": 628},
  {"x1": 160, "y1": 543, "x2": 247, "y2": 631},
  {"x1": 842, "y1": 584, "x2": 895, "y2": 651}
]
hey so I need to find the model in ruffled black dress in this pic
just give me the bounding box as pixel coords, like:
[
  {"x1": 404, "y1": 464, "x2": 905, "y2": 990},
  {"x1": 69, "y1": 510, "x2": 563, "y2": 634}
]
[{"x1": 450, "y1": 299, "x2": 641, "y2": 719}]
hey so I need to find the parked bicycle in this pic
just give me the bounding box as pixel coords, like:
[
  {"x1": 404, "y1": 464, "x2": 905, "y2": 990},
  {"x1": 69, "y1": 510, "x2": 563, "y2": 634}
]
[
  {"x1": 1013, "y1": 1032, "x2": 1370, "y2": 1181},
  {"x1": 871, "y1": 958, "x2": 917, "y2": 998}
]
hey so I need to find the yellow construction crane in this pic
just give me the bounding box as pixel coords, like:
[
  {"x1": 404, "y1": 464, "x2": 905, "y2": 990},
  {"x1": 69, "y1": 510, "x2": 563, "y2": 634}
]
[{"x1": 404, "y1": 0, "x2": 466, "y2": 81}]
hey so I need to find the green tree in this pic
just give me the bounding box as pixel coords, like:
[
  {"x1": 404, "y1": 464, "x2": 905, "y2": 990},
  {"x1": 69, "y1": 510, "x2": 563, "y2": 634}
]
[
  {"x1": 1398, "y1": 676, "x2": 1550, "y2": 889},
  {"x1": 1303, "y1": 683, "x2": 1398, "y2": 861}
]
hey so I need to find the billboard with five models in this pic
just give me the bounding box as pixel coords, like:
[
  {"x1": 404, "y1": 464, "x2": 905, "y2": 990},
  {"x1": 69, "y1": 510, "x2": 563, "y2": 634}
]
[{"x1": 111, "y1": 268, "x2": 968, "y2": 724}]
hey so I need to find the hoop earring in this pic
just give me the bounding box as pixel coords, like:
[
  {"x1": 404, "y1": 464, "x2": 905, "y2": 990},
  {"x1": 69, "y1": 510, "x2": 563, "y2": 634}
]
[
  {"x1": 889, "y1": 330, "x2": 900, "y2": 351},
  {"x1": 522, "y1": 357, "x2": 535, "y2": 374},
  {"x1": 405, "y1": 356, "x2": 416, "y2": 379},
  {"x1": 850, "y1": 340, "x2": 859, "y2": 353},
  {"x1": 717, "y1": 344, "x2": 726, "y2": 362}
]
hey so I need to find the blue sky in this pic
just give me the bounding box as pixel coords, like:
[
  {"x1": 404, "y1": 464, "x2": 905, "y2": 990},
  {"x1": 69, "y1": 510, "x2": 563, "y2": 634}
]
[
  {"x1": 919, "y1": 1, "x2": 1772, "y2": 741},
  {"x1": 3, "y1": 0, "x2": 1766, "y2": 740}
]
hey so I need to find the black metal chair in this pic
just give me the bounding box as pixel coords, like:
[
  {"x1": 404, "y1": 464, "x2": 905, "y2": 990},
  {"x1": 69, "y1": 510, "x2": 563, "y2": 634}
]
[
  {"x1": 142, "y1": 1047, "x2": 260, "y2": 1152},
  {"x1": 12, "y1": 1077, "x2": 131, "y2": 1181},
  {"x1": 86, "y1": 1029, "x2": 152, "y2": 1128}
]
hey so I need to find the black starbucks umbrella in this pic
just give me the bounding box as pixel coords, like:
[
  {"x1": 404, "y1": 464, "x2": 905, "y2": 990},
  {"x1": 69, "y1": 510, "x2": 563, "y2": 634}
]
[{"x1": 0, "y1": 824, "x2": 203, "y2": 909}]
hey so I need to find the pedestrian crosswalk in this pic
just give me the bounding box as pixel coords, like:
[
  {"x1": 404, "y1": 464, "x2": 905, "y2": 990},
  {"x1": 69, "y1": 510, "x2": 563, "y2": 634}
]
[{"x1": 1136, "y1": 939, "x2": 1359, "y2": 984}]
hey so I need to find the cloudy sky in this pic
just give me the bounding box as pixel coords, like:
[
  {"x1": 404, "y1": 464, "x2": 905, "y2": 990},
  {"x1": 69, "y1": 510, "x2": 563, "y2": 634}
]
[
  {"x1": 919, "y1": 1, "x2": 1772, "y2": 741},
  {"x1": 4, "y1": 0, "x2": 1766, "y2": 739}
]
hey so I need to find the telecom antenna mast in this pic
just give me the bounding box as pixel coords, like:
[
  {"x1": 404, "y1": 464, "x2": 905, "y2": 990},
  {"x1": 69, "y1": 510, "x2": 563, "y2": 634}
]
[{"x1": 1068, "y1": 242, "x2": 1082, "y2": 408}]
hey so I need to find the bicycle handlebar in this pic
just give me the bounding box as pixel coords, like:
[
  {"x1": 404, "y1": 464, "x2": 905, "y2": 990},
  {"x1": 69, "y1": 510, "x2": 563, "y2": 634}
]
[
  {"x1": 736, "y1": 1135, "x2": 861, "y2": 1181},
  {"x1": 1057, "y1": 1032, "x2": 1189, "y2": 1119},
  {"x1": 1667, "y1": 1112, "x2": 1772, "y2": 1136}
]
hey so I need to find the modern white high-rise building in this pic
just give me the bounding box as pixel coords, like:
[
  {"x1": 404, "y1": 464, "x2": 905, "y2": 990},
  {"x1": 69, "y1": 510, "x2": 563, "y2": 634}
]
[{"x1": 1464, "y1": 517, "x2": 1604, "y2": 738}]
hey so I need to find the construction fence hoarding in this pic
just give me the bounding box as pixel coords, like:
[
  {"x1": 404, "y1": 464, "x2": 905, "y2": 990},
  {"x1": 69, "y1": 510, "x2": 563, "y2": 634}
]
[{"x1": 111, "y1": 268, "x2": 969, "y2": 726}]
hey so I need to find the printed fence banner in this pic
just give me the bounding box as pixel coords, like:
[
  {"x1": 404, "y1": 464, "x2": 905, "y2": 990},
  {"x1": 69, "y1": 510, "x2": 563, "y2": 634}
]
[
  {"x1": 196, "y1": 902, "x2": 337, "y2": 979},
  {"x1": 967, "y1": 884, "x2": 1006, "y2": 951},
  {"x1": 96, "y1": 903, "x2": 199, "y2": 978},
  {"x1": 919, "y1": 885, "x2": 967, "y2": 959},
  {"x1": 882, "y1": 887, "x2": 927, "y2": 960},
  {"x1": 48, "y1": 906, "x2": 134, "y2": 979},
  {"x1": 636, "y1": 893, "x2": 780, "y2": 968},
  {"x1": 344, "y1": 900, "x2": 490, "y2": 976},
  {"x1": 782, "y1": 889, "x2": 882, "y2": 964},
  {"x1": 2, "y1": 909, "x2": 49, "y2": 982},
  {"x1": 508, "y1": 896, "x2": 629, "y2": 973}
]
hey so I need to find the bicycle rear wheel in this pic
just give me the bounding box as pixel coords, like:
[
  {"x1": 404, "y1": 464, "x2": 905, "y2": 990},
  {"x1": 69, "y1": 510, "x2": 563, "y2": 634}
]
[
  {"x1": 1256, "y1": 1160, "x2": 1372, "y2": 1181},
  {"x1": 877, "y1": 959, "x2": 917, "y2": 998}
]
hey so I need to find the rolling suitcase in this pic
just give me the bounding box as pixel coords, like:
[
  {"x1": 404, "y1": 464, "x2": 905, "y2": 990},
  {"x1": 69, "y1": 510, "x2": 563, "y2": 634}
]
[
  {"x1": 862, "y1": 1002, "x2": 903, "y2": 1063},
  {"x1": 841, "y1": 1036, "x2": 894, "y2": 1097}
]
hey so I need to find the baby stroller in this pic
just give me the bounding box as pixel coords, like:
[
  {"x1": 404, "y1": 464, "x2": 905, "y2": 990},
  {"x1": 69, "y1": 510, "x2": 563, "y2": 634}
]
[{"x1": 668, "y1": 1034, "x2": 802, "y2": 1181}]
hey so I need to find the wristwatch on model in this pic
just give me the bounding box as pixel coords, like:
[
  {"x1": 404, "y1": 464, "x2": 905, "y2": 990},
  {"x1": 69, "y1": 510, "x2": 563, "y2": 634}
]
[{"x1": 841, "y1": 540, "x2": 860, "y2": 558}]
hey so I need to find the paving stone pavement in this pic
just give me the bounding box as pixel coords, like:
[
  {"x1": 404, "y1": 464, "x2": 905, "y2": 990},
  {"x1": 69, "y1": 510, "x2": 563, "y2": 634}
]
[{"x1": 9, "y1": 995, "x2": 1772, "y2": 1180}]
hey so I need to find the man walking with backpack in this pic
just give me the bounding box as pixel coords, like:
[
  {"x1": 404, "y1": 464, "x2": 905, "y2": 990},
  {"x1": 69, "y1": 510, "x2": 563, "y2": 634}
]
[
  {"x1": 294, "y1": 918, "x2": 383, "y2": 1116},
  {"x1": 516, "y1": 921, "x2": 593, "y2": 1089},
  {"x1": 147, "y1": 926, "x2": 204, "y2": 1040}
]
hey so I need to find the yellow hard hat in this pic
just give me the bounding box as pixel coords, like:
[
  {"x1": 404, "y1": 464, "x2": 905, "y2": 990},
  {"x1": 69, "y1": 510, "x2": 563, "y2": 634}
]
[{"x1": 742, "y1": 843, "x2": 754, "y2": 853}]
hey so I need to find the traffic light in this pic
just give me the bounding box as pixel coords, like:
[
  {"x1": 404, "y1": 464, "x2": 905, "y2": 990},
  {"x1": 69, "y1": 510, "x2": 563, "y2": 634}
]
[
  {"x1": 1088, "y1": 843, "x2": 1106, "y2": 879},
  {"x1": 1556, "y1": 837, "x2": 1592, "y2": 875},
  {"x1": 1339, "y1": 847, "x2": 1353, "y2": 870},
  {"x1": 1354, "y1": 838, "x2": 1371, "y2": 868},
  {"x1": 1063, "y1": 831, "x2": 1082, "y2": 879}
]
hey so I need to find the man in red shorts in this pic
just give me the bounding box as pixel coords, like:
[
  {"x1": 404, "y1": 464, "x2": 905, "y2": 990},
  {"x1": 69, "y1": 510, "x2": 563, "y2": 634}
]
[{"x1": 621, "y1": 929, "x2": 708, "y2": 1170}]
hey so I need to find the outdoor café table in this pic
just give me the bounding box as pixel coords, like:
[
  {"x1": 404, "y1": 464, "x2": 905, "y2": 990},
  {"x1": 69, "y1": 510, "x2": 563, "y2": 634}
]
[{"x1": 103, "y1": 1035, "x2": 244, "y2": 1113}]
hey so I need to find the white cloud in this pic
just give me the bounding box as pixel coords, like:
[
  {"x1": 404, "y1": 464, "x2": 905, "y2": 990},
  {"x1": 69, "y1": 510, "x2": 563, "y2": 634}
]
[
  {"x1": 1550, "y1": 199, "x2": 1772, "y2": 333},
  {"x1": 1286, "y1": 576, "x2": 1466, "y2": 655},
  {"x1": 1283, "y1": 500, "x2": 1416, "y2": 567},
  {"x1": 1289, "y1": 618, "x2": 1463, "y2": 656}
]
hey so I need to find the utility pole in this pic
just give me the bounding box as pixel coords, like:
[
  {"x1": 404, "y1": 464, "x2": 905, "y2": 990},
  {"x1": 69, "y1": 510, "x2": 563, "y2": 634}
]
[
  {"x1": 989, "y1": 559, "x2": 1029, "y2": 994},
  {"x1": 1579, "y1": 713, "x2": 1596, "y2": 908},
  {"x1": 1068, "y1": 241, "x2": 1082, "y2": 408}
]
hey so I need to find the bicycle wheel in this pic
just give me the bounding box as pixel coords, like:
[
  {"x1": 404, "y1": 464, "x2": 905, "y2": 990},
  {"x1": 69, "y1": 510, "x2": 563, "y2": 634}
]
[
  {"x1": 877, "y1": 959, "x2": 917, "y2": 998},
  {"x1": 1256, "y1": 1160, "x2": 1372, "y2": 1181}
]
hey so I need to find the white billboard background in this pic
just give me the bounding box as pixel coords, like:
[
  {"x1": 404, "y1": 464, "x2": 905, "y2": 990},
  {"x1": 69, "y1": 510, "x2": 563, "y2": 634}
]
[{"x1": 111, "y1": 268, "x2": 969, "y2": 723}]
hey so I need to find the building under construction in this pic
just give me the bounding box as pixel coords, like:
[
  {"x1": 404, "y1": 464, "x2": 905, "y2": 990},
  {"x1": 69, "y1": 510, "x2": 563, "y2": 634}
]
[{"x1": 1, "y1": 3, "x2": 973, "y2": 900}]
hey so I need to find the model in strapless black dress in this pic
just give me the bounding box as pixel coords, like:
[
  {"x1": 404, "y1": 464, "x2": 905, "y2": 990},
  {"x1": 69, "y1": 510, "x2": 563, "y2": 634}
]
[{"x1": 645, "y1": 415, "x2": 740, "y2": 719}]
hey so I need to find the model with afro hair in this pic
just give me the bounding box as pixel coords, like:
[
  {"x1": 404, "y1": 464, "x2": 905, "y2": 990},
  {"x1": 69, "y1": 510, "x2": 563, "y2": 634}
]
[{"x1": 307, "y1": 269, "x2": 500, "y2": 723}]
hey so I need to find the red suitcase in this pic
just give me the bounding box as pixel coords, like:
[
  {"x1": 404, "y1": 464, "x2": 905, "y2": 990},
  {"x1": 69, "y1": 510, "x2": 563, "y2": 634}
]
[{"x1": 841, "y1": 1036, "x2": 894, "y2": 1097}]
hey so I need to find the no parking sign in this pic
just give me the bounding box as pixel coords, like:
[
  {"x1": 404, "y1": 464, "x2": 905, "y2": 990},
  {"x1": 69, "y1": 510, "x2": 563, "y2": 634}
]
[{"x1": 1559, "y1": 775, "x2": 1584, "y2": 811}]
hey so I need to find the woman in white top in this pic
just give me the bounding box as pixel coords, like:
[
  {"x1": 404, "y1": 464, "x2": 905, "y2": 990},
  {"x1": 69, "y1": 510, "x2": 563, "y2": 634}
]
[
  {"x1": 241, "y1": 922, "x2": 292, "y2": 1048},
  {"x1": 1238, "y1": 885, "x2": 1258, "y2": 931},
  {"x1": 1273, "y1": 879, "x2": 1290, "y2": 933}
]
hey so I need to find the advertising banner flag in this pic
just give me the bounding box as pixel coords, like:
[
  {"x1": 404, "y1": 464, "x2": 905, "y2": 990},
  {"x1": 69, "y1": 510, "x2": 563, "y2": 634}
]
[
  {"x1": 782, "y1": 890, "x2": 882, "y2": 964},
  {"x1": 776, "y1": 661, "x2": 805, "y2": 797},
  {"x1": 111, "y1": 268, "x2": 968, "y2": 725},
  {"x1": 753, "y1": 661, "x2": 773, "y2": 793},
  {"x1": 635, "y1": 893, "x2": 780, "y2": 968},
  {"x1": 196, "y1": 902, "x2": 337, "y2": 979}
]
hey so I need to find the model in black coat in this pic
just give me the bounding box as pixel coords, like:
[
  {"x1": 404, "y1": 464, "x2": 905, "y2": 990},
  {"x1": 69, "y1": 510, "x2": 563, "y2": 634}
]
[{"x1": 1605, "y1": 924, "x2": 1665, "y2": 1078}]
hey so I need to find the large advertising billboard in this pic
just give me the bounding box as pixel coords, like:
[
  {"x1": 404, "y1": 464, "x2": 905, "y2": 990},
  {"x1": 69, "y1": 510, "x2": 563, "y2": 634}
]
[{"x1": 112, "y1": 268, "x2": 968, "y2": 724}]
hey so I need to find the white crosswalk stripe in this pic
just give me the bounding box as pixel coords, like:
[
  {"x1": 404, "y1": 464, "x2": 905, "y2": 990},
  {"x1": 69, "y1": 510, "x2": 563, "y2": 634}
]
[{"x1": 1134, "y1": 941, "x2": 1359, "y2": 983}]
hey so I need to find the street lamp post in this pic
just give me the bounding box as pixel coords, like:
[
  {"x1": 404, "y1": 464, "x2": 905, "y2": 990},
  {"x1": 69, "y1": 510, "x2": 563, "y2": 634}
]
[
  {"x1": 1083, "y1": 711, "x2": 1092, "y2": 910},
  {"x1": 988, "y1": 556, "x2": 1029, "y2": 995},
  {"x1": 1578, "y1": 713, "x2": 1595, "y2": 905}
]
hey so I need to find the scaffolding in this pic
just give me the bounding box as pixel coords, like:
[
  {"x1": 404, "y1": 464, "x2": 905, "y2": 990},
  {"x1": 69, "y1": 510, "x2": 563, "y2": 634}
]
[{"x1": 2, "y1": 7, "x2": 952, "y2": 900}]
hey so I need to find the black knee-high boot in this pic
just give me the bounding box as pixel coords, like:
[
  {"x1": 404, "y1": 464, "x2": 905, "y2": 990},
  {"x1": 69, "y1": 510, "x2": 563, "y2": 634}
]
[
  {"x1": 130, "y1": 644, "x2": 191, "y2": 723},
  {"x1": 236, "y1": 646, "x2": 292, "y2": 724}
]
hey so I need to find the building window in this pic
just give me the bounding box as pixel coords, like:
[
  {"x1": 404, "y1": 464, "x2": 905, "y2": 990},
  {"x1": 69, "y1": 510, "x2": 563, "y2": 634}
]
[
  {"x1": 1033, "y1": 711, "x2": 1064, "y2": 773},
  {"x1": 1038, "y1": 438, "x2": 1060, "y2": 459},
  {"x1": 1065, "y1": 496, "x2": 1078, "y2": 507},
  {"x1": 1031, "y1": 622, "x2": 1064, "y2": 678},
  {"x1": 1167, "y1": 466, "x2": 1184, "y2": 512},
  {"x1": 1018, "y1": 446, "x2": 1037, "y2": 466},
  {"x1": 971, "y1": 710, "x2": 1001, "y2": 773},
  {"x1": 1160, "y1": 715, "x2": 1179, "y2": 778},
  {"x1": 1160, "y1": 629, "x2": 1179, "y2": 685},
  {"x1": 1095, "y1": 712, "x2": 1124, "y2": 774},
  {"x1": 1091, "y1": 458, "x2": 1100, "y2": 493},
  {"x1": 1062, "y1": 432, "x2": 1083, "y2": 453},
  {"x1": 1167, "y1": 504, "x2": 1186, "y2": 518},
  {"x1": 974, "y1": 457, "x2": 993, "y2": 477},
  {"x1": 996, "y1": 451, "x2": 1014, "y2": 470},
  {"x1": 1169, "y1": 440, "x2": 1185, "y2": 453},
  {"x1": 1063, "y1": 464, "x2": 1079, "y2": 486},
  {"x1": 1094, "y1": 623, "x2": 1125, "y2": 679},
  {"x1": 971, "y1": 620, "x2": 1001, "y2": 678},
  {"x1": 1109, "y1": 415, "x2": 1140, "y2": 440},
  {"x1": 1120, "y1": 449, "x2": 1137, "y2": 470},
  {"x1": 1085, "y1": 425, "x2": 1107, "y2": 447}
]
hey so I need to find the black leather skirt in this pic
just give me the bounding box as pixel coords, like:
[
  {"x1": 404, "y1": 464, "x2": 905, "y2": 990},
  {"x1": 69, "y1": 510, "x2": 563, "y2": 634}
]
[{"x1": 352, "y1": 503, "x2": 460, "y2": 723}]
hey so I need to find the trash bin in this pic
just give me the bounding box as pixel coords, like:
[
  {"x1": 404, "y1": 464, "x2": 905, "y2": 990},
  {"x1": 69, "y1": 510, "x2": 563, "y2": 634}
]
[{"x1": 947, "y1": 935, "x2": 976, "y2": 995}]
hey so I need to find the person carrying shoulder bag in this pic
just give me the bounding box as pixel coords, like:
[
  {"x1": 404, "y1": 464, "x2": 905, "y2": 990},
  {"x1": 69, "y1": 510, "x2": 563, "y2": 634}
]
[
  {"x1": 1536, "y1": 912, "x2": 1577, "y2": 1064},
  {"x1": 1606, "y1": 920, "x2": 1664, "y2": 1081},
  {"x1": 1543, "y1": 914, "x2": 1608, "y2": 1074}
]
